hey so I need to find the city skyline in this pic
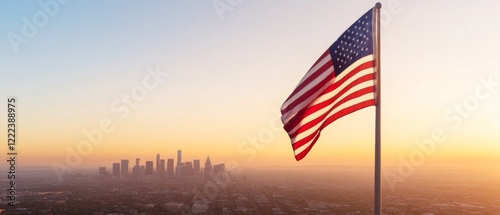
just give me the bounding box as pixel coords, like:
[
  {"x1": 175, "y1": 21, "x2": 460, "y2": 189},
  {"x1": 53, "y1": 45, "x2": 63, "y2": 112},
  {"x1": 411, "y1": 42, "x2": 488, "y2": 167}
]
[
  {"x1": 0, "y1": 1, "x2": 499, "y2": 213},
  {"x1": 11, "y1": 164, "x2": 499, "y2": 214},
  {"x1": 101, "y1": 149, "x2": 224, "y2": 179},
  {"x1": 0, "y1": 1, "x2": 498, "y2": 176}
]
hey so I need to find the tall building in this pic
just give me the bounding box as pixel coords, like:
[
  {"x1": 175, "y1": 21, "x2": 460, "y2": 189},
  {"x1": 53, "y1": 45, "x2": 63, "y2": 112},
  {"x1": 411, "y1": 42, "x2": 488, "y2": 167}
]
[
  {"x1": 140, "y1": 165, "x2": 145, "y2": 176},
  {"x1": 177, "y1": 150, "x2": 182, "y2": 167},
  {"x1": 167, "y1": 159, "x2": 174, "y2": 176},
  {"x1": 213, "y1": 164, "x2": 225, "y2": 174},
  {"x1": 98, "y1": 167, "x2": 107, "y2": 175},
  {"x1": 145, "y1": 161, "x2": 153, "y2": 175},
  {"x1": 185, "y1": 162, "x2": 193, "y2": 177},
  {"x1": 177, "y1": 164, "x2": 185, "y2": 178},
  {"x1": 176, "y1": 150, "x2": 183, "y2": 177},
  {"x1": 213, "y1": 163, "x2": 226, "y2": 180},
  {"x1": 113, "y1": 163, "x2": 120, "y2": 177},
  {"x1": 121, "y1": 160, "x2": 129, "y2": 179},
  {"x1": 156, "y1": 153, "x2": 160, "y2": 173},
  {"x1": 133, "y1": 158, "x2": 141, "y2": 176},
  {"x1": 160, "y1": 159, "x2": 165, "y2": 175},
  {"x1": 204, "y1": 156, "x2": 212, "y2": 179},
  {"x1": 193, "y1": 159, "x2": 200, "y2": 175}
]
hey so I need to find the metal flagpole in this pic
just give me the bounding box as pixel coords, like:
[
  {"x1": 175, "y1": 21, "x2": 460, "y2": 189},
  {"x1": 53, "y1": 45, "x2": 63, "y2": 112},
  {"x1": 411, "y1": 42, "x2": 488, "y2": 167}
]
[{"x1": 373, "y1": 2, "x2": 382, "y2": 215}]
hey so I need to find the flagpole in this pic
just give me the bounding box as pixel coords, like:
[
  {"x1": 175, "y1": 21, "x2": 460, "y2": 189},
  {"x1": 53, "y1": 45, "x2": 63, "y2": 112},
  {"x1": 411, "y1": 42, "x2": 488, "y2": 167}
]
[{"x1": 373, "y1": 2, "x2": 382, "y2": 215}]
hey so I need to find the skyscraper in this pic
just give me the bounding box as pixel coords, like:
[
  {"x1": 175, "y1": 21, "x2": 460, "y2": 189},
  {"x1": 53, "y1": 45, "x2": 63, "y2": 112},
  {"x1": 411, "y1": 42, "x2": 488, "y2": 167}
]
[
  {"x1": 177, "y1": 164, "x2": 185, "y2": 178},
  {"x1": 133, "y1": 158, "x2": 140, "y2": 176},
  {"x1": 193, "y1": 159, "x2": 200, "y2": 175},
  {"x1": 113, "y1": 163, "x2": 120, "y2": 177},
  {"x1": 177, "y1": 150, "x2": 182, "y2": 167},
  {"x1": 176, "y1": 150, "x2": 183, "y2": 177},
  {"x1": 185, "y1": 162, "x2": 193, "y2": 177},
  {"x1": 213, "y1": 164, "x2": 225, "y2": 174},
  {"x1": 213, "y1": 163, "x2": 226, "y2": 180},
  {"x1": 121, "y1": 159, "x2": 129, "y2": 179},
  {"x1": 156, "y1": 153, "x2": 160, "y2": 173},
  {"x1": 160, "y1": 159, "x2": 165, "y2": 175},
  {"x1": 145, "y1": 161, "x2": 153, "y2": 175},
  {"x1": 167, "y1": 159, "x2": 174, "y2": 176},
  {"x1": 204, "y1": 156, "x2": 212, "y2": 179},
  {"x1": 99, "y1": 167, "x2": 107, "y2": 175}
]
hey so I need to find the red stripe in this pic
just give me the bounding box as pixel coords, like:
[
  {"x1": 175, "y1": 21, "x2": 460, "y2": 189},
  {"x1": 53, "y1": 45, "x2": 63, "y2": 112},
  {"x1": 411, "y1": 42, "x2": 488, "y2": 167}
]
[
  {"x1": 308, "y1": 50, "x2": 330, "y2": 72},
  {"x1": 284, "y1": 72, "x2": 374, "y2": 133},
  {"x1": 317, "y1": 61, "x2": 374, "y2": 100},
  {"x1": 281, "y1": 56, "x2": 334, "y2": 114},
  {"x1": 283, "y1": 61, "x2": 374, "y2": 132},
  {"x1": 293, "y1": 99, "x2": 375, "y2": 161},
  {"x1": 282, "y1": 60, "x2": 374, "y2": 122},
  {"x1": 292, "y1": 127, "x2": 319, "y2": 150},
  {"x1": 289, "y1": 87, "x2": 373, "y2": 149},
  {"x1": 281, "y1": 69, "x2": 333, "y2": 116},
  {"x1": 290, "y1": 86, "x2": 375, "y2": 150},
  {"x1": 286, "y1": 75, "x2": 374, "y2": 138},
  {"x1": 319, "y1": 99, "x2": 375, "y2": 131},
  {"x1": 282, "y1": 50, "x2": 330, "y2": 105},
  {"x1": 294, "y1": 133, "x2": 321, "y2": 161}
]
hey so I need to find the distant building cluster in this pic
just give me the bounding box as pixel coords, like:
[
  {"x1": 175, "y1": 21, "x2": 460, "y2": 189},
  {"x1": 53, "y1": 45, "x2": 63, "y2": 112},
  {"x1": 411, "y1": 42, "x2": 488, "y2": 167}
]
[{"x1": 99, "y1": 150, "x2": 225, "y2": 180}]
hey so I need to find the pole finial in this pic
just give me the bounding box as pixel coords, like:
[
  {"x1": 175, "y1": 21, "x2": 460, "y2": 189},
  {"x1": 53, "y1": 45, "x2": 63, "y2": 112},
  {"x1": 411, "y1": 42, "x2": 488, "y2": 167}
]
[{"x1": 375, "y1": 2, "x2": 382, "y2": 9}]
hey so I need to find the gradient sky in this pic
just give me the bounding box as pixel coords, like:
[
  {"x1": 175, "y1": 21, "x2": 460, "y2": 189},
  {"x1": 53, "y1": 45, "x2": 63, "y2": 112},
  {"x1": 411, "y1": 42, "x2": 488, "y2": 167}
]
[{"x1": 0, "y1": 1, "x2": 499, "y2": 172}]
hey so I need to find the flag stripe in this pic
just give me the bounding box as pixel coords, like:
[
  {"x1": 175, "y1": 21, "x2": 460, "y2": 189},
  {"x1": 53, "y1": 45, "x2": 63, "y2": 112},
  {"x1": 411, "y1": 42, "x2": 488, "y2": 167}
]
[
  {"x1": 281, "y1": 65, "x2": 334, "y2": 120},
  {"x1": 293, "y1": 99, "x2": 375, "y2": 160},
  {"x1": 282, "y1": 51, "x2": 331, "y2": 104},
  {"x1": 291, "y1": 89, "x2": 374, "y2": 150},
  {"x1": 281, "y1": 55, "x2": 374, "y2": 125},
  {"x1": 281, "y1": 51, "x2": 331, "y2": 111},
  {"x1": 281, "y1": 54, "x2": 335, "y2": 122},
  {"x1": 292, "y1": 93, "x2": 374, "y2": 154},
  {"x1": 283, "y1": 58, "x2": 374, "y2": 133},
  {"x1": 287, "y1": 73, "x2": 374, "y2": 139},
  {"x1": 304, "y1": 57, "x2": 374, "y2": 108}
]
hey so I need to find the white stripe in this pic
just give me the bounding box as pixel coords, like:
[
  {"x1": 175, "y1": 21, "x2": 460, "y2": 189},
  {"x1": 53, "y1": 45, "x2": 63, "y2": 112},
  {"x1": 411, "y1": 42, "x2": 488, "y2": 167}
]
[
  {"x1": 281, "y1": 65, "x2": 334, "y2": 124},
  {"x1": 293, "y1": 93, "x2": 374, "y2": 156},
  {"x1": 287, "y1": 76, "x2": 374, "y2": 135},
  {"x1": 290, "y1": 82, "x2": 374, "y2": 143},
  {"x1": 281, "y1": 54, "x2": 333, "y2": 111},
  {"x1": 294, "y1": 132, "x2": 320, "y2": 157},
  {"x1": 281, "y1": 64, "x2": 333, "y2": 114},
  {"x1": 310, "y1": 55, "x2": 374, "y2": 107},
  {"x1": 286, "y1": 65, "x2": 374, "y2": 134},
  {"x1": 282, "y1": 55, "x2": 374, "y2": 124},
  {"x1": 294, "y1": 53, "x2": 332, "y2": 90}
]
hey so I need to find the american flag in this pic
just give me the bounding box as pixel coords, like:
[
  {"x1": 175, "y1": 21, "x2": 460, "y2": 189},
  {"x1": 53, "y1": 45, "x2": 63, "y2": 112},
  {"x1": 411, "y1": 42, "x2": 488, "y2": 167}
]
[{"x1": 281, "y1": 8, "x2": 376, "y2": 161}]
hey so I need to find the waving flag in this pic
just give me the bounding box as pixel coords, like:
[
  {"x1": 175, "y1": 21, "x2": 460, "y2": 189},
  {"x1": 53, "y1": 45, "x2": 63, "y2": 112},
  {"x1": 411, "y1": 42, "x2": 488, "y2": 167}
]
[{"x1": 281, "y1": 8, "x2": 376, "y2": 161}]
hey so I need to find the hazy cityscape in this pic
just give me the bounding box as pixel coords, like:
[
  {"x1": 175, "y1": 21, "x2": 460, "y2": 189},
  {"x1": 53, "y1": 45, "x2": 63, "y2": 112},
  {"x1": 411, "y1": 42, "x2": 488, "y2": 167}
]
[
  {"x1": 0, "y1": 158, "x2": 498, "y2": 214},
  {"x1": 2, "y1": 1, "x2": 500, "y2": 215},
  {"x1": 101, "y1": 150, "x2": 226, "y2": 181}
]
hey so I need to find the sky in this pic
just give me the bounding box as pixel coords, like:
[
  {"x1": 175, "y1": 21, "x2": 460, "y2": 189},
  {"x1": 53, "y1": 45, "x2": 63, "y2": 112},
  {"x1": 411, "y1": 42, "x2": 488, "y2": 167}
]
[{"x1": 0, "y1": 0, "x2": 499, "y2": 176}]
